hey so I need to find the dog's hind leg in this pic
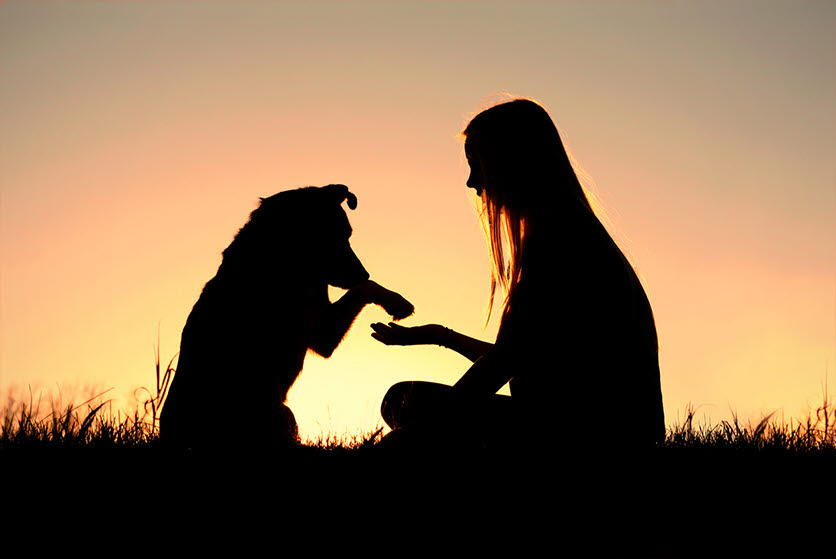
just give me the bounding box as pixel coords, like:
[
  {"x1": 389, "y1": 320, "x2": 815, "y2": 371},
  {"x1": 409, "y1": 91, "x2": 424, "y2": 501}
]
[{"x1": 272, "y1": 403, "x2": 299, "y2": 446}]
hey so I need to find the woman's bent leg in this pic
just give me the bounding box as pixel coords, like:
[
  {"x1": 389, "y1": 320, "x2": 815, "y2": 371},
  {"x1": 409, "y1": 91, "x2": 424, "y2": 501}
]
[
  {"x1": 381, "y1": 381, "x2": 455, "y2": 430},
  {"x1": 381, "y1": 380, "x2": 516, "y2": 448}
]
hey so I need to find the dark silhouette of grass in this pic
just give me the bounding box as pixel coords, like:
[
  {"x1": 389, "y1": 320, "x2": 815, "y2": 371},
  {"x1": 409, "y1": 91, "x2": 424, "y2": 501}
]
[
  {"x1": 665, "y1": 399, "x2": 836, "y2": 457},
  {"x1": 3, "y1": 381, "x2": 835, "y2": 458},
  {"x1": 3, "y1": 346, "x2": 835, "y2": 461},
  {"x1": 0, "y1": 385, "x2": 155, "y2": 450}
]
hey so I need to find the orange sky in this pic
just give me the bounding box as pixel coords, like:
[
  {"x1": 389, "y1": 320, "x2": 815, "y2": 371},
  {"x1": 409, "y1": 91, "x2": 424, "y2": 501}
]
[{"x1": 2, "y1": 1, "x2": 834, "y2": 441}]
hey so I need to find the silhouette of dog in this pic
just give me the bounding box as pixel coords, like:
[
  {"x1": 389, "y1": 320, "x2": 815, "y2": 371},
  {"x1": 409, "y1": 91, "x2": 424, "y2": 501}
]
[{"x1": 160, "y1": 184, "x2": 413, "y2": 452}]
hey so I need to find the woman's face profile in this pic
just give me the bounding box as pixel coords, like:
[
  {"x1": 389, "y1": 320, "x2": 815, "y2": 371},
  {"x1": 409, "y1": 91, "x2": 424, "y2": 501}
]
[{"x1": 465, "y1": 144, "x2": 484, "y2": 196}]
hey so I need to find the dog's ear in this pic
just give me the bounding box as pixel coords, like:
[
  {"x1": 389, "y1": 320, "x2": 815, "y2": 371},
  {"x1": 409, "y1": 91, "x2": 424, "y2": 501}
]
[
  {"x1": 345, "y1": 191, "x2": 357, "y2": 210},
  {"x1": 322, "y1": 183, "x2": 358, "y2": 210}
]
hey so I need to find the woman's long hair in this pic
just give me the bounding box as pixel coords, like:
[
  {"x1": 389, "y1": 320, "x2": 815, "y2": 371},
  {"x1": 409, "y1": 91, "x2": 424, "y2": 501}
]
[{"x1": 461, "y1": 98, "x2": 598, "y2": 323}]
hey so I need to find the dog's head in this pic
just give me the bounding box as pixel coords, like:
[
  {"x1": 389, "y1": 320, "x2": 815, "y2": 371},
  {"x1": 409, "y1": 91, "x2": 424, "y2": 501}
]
[
  {"x1": 231, "y1": 184, "x2": 369, "y2": 289},
  {"x1": 309, "y1": 184, "x2": 369, "y2": 289}
]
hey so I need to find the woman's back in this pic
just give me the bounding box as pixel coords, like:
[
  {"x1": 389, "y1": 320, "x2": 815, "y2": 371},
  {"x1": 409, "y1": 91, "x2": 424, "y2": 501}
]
[{"x1": 500, "y1": 210, "x2": 664, "y2": 448}]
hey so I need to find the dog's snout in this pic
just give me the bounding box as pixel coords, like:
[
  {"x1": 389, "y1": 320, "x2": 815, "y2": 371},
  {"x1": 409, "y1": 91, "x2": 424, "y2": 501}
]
[{"x1": 329, "y1": 244, "x2": 369, "y2": 289}]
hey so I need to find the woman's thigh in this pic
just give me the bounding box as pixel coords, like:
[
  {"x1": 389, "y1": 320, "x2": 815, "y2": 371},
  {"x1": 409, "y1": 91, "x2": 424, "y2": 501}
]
[{"x1": 381, "y1": 380, "x2": 514, "y2": 431}]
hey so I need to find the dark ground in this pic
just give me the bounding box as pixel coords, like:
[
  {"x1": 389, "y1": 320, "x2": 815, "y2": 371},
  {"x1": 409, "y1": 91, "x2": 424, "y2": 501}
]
[{"x1": 1, "y1": 442, "x2": 831, "y2": 556}]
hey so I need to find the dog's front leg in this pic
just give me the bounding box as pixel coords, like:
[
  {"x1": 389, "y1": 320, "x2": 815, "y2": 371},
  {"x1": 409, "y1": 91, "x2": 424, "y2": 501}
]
[
  {"x1": 309, "y1": 280, "x2": 413, "y2": 358},
  {"x1": 308, "y1": 283, "x2": 374, "y2": 358}
]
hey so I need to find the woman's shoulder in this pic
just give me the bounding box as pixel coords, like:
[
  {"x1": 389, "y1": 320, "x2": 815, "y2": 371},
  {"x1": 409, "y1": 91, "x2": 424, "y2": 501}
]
[{"x1": 524, "y1": 215, "x2": 622, "y2": 276}]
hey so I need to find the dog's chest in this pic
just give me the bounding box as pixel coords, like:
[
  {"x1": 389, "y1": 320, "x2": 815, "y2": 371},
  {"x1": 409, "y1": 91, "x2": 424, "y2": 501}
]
[{"x1": 296, "y1": 284, "x2": 329, "y2": 333}]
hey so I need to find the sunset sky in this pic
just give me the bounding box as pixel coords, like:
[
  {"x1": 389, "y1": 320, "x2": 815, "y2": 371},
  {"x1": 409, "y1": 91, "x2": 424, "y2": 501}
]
[{"x1": 2, "y1": 1, "x2": 834, "y2": 442}]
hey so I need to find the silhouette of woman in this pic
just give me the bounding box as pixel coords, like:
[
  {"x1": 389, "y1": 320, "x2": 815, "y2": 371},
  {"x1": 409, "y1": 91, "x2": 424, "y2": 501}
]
[{"x1": 372, "y1": 98, "x2": 664, "y2": 453}]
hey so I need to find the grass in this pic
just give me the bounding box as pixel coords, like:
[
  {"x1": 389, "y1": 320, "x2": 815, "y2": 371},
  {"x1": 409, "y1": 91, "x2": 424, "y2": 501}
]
[
  {"x1": 3, "y1": 384, "x2": 836, "y2": 459},
  {"x1": 2, "y1": 345, "x2": 835, "y2": 459},
  {"x1": 665, "y1": 400, "x2": 836, "y2": 457}
]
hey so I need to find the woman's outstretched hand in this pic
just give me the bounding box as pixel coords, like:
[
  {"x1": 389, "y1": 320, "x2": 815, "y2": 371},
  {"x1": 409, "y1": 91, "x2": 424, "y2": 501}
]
[
  {"x1": 370, "y1": 322, "x2": 444, "y2": 346},
  {"x1": 373, "y1": 322, "x2": 493, "y2": 362}
]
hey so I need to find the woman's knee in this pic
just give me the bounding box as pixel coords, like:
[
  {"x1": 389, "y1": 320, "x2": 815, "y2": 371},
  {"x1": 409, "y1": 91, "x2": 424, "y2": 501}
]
[
  {"x1": 383, "y1": 381, "x2": 414, "y2": 402},
  {"x1": 381, "y1": 381, "x2": 413, "y2": 428},
  {"x1": 381, "y1": 381, "x2": 452, "y2": 429}
]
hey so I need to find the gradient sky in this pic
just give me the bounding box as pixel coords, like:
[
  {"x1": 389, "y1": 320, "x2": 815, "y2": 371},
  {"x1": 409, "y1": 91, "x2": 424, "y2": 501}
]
[{"x1": 2, "y1": 1, "x2": 834, "y2": 441}]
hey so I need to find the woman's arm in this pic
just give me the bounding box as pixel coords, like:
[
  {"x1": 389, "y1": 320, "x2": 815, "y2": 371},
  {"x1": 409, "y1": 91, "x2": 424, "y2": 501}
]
[
  {"x1": 452, "y1": 347, "x2": 514, "y2": 396},
  {"x1": 441, "y1": 327, "x2": 494, "y2": 363},
  {"x1": 370, "y1": 322, "x2": 493, "y2": 363},
  {"x1": 371, "y1": 322, "x2": 514, "y2": 396}
]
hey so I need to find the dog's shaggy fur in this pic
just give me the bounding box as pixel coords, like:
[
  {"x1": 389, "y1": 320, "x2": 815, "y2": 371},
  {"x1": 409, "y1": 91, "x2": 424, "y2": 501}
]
[{"x1": 160, "y1": 185, "x2": 371, "y2": 451}]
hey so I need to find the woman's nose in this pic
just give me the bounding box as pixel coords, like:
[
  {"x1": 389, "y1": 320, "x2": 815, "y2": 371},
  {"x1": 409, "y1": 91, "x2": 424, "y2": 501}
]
[{"x1": 467, "y1": 171, "x2": 479, "y2": 189}]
